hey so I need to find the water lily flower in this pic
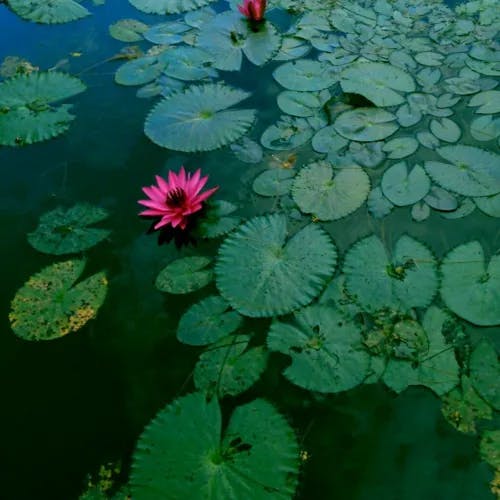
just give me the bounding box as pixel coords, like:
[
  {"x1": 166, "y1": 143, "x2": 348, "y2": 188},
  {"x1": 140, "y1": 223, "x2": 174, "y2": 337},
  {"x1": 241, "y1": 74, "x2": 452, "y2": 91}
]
[
  {"x1": 138, "y1": 166, "x2": 218, "y2": 231},
  {"x1": 238, "y1": 0, "x2": 267, "y2": 22}
]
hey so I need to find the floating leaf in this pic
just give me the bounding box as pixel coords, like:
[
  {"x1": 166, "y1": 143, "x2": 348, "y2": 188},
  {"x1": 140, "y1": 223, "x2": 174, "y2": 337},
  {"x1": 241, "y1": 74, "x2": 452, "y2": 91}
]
[
  {"x1": 177, "y1": 295, "x2": 242, "y2": 346},
  {"x1": 196, "y1": 200, "x2": 241, "y2": 238},
  {"x1": 424, "y1": 186, "x2": 458, "y2": 212},
  {"x1": 470, "y1": 115, "x2": 500, "y2": 142},
  {"x1": 9, "y1": 259, "x2": 107, "y2": 341},
  {"x1": 474, "y1": 193, "x2": 500, "y2": 218},
  {"x1": 274, "y1": 36, "x2": 311, "y2": 61},
  {"x1": 429, "y1": 118, "x2": 461, "y2": 143},
  {"x1": 441, "y1": 198, "x2": 476, "y2": 219},
  {"x1": 480, "y1": 430, "x2": 500, "y2": 470},
  {"x1": 311, "y1": 125, "x2": 349, "y2": 154},
  {"x1": 470, "y1": 339, "x2": 500, "y2": 410},
  {"x1": 468, "y1": 90, "x2": 500, "y2": 114},
  {"x1": 9, "y1": 0, "x2": 90, "y2": 23},
  {"x1": 340, "y1": 62, "x2": 415, "y2": 107},
  {"x1": 194, "y1": 335, "x2": 268, "y2": 397},
  {"x1": 292, "y1": 160, "x2": 370, "y2": 220},
  {"x1": 277, "y1": 90, "x2": 322, "y2": 117},
  {"x1": 115, "y1": 56, "x2": 163, "y2": 86},
  {"x1": 441, "y1": 376, "x2": 493, "y2": 434},
  {"x1": 343, "y1": 235, "x2": 437, "y2": 311},
  {"x1": 381, "y1": 162, "x2": 430, "y2": 207},
  {"x1": 155, "y1": 256, "x2": 213, "y2": 294},
  {"x1": 268, "y1": 305, "x2": 370, "y2": 393},
  {"x1": 0, "y1": 72, "x2": 86, "y2": 146},
  {"x1": 109, "y1": 19, "x2": 148, "y2": 42},
  {"x1": 131, "y1": 393, "x2": 299, "y2": 498},
  {"x1": 334, "y1": 108, "x2": 399, "y2": 142},
  {"x1": 144, "y1": 21, "x2": 191, "y2": 44},
  {"x1": 215, "y1": 214, "x2": 337, "y2": 317},
  {"x1": 414, "y1": 51, "x2": 445, "y2": 66},
  {"x1": 129, "y1": 0, "x2": 216, "y2": 14},
  {"x1": 159, "y1": 47, "x2": 216, "y2": 81},
  {"x1": 145, "y1": 84, "x2": 256, "y2": 152},
  {"x1": 261, "y1": 115, "x2": 313, "y2": 151},
  {"x1": 396, "y1": 103, "x2": 422, "y2": 127},
  {"x1": 273, "y1": 59, "x2": 338, "y2": 91},
  {"x1": 27, "y1": 204, "x2": 110, "y2": 255},
  {"x1": 411, "y1": 201, "x2": 430, "y2": 222},
  {"x1": 230, "y1": 137, "x2": 263, "y2": 163},
  {"x1": 252, "y1": 169, "x2": 295, "y2": 197},
  {"x1": 382, "y1": 137, "x2": 419, "y2": 159},
  {"x1": 424, "y1": 145, "x2": 500, "y2": 197},
  {"x1": 440, "y1": 241, "x2": 500, "y2": 326},
  {"x1": 382, "y1": 306, "x2": 460, "y2": 396},
  {"x1": 367, "y1": 186, "x2": 394, "y2": 218}
]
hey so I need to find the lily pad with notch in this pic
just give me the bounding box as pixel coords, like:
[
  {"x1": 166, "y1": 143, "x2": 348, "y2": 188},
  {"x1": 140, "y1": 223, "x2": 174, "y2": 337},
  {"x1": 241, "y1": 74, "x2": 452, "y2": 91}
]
[
  {"x1": 252, "y1": 169, "x2": 295, "y2": 197},
  {"x1": 273, "y1": 59, "x2": 338, "y2": 91},
  {"x1": 155, "y1": 256, "x2": 213, "y2": 294},
  {"x1": 381, "y1": 162, "x2": 431, "y2": 207},
  {"x1": 129, "y1": 0, "x2": 216, "y2": 14},
  {"x1": 334, "y1": 108, "x2": 399, "y2": 142},
  {"x1": 9, "y1": 0, "x2": 90, "y2": 23}
]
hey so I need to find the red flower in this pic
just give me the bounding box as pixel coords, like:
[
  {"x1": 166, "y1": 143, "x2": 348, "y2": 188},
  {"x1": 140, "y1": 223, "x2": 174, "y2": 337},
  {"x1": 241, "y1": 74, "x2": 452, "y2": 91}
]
[
  {"x1": 138, "y1": 166, "x2": 218, "y2": 230},
  {"x1": 238, "y1": 0, "x2": 266, "y2": 21}
]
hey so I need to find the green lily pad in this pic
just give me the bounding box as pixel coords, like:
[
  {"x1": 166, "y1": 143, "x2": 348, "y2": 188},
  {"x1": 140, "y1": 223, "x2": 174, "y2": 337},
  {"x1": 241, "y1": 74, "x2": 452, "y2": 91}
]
[
  {"x1": 367, "y1": 186, "x2": 394, "y2": 218},
  {"x1": 0, "y1": 72, "x2": 86, "y2": 146},
  {"x1": 177, "y1": 295, "x2": 242, "y2": 346},
  {"x1": 273, "y1": 59, "x2": 338, "y2": 91},
  {"x1": 480, "y1": 430, "x2": 500, "y2": 470},
  {"x1": 195, "y1": 200, "x2": 241, "y2": 238},
  {"x1": 155, "y1": 256, "x2": 213, "y2": 294},
  {"x1": 109, "y1": 19, "x2": 149, "y2": 42},
  {"x1": 261, "y1": 115, "x2": 313, "y2": 151},
  {"x1": 27, "y1": 204, "x2": 110, "y2": 255},
  {"x1": 470, "y1": 115, "x2": 500, "y2": 142},
  {"x1": 411, "y1": 201, "x2": 430, "y2": 222},
  {"x1": 9, "y1": 259, "x2": 107, "y2": 341},
  {"x1": 194, "y1": 335, "x2": 268, "y2": 397},
  {"x1": 274, "y1": 36, "x2": 311, "y2": 61},
  {"x1": 9, "y1": 0, "x2": 90, "y2": 23},
  {"x1": 131, "y1": 393, "x2": 299, "y2": 499},
  {"x1": 311, "y1": 125, "x2": 349, "y2": 154},
  {"x1": 414, "y1": 51, "x2": 445, "y2": 66},
  {"x1": 440, "y1": 241, "x2": 500, "y2": 326},
  {"x1": 144, "y1": 21, "x2": 191, "y2": 44},
  {"x1": 115, "y1": 56, "x2": 163, "y2": 86},
  {"x1": 292, "y1": 160, "x2": 370, "y2": 220},
  {"x1": 267, "y1": 305, "x2": 370, "y2": 393},
  {"x1": 334, "y1": 108, "x2": 399, "y2": 142},
  {"x1": 252, "y1": 169, "x2": 295, "y2": 197},
  {"x1": 215, "y1": 214, "x2": 337, "y2": 317},
  {"x1": 145, "y1": 83, "x2": 256, "y2": 152},
  {"x1": 429, "y1": 118, "x2": 461, "y2": 143},
  {"x1": 340, "y1": 62, "x2": 415, "y2": 107},
  {"x1": 424, "y1": 145, "x2": 500, "y2": 197},
  {"x1": 277, "y1": 90, "x2": 323, "y2": 117},
  {"x1": 441, "y1": 376, "x2": 493, "y2": 434},
  {"x1": 343, "y1": 235, "x2": 438, "y2": 311},
  {"x1": 159, "y1": 47, "x2": 216, "y2": 81},
  {"x1": 424, "y1": 186, "x2": 458, "y2": 212},
  {"x1": 474, "y1": 193, "x2": 500, "y2": 218},
  {"x1": 382, "y1": 137, "x2": 419, "y2": 159},
  {"x1": 349, "y1": 141, "x2": 386, "y2": 168},
  {"x1": 382, "y1": 306, "x2": 460, "y2": 396},
  {"x1": 381, "y1": 162, "x2": 431, "y2": 206},
  {"x1": 470, "y1": 339, "x2": 500, "y2": 410},
  {"x1": 230, "y1": 137, "x2": 263, "y2": 163},
  {"x1": 129, "y1": 0, "x2": 216, "y2": 14}
]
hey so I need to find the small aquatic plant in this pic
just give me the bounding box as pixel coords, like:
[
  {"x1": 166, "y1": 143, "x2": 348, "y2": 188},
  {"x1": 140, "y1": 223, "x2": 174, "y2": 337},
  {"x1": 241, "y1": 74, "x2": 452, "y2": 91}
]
[{"x1": 138, "y1": 166, "x2": 218, "y2": 231}]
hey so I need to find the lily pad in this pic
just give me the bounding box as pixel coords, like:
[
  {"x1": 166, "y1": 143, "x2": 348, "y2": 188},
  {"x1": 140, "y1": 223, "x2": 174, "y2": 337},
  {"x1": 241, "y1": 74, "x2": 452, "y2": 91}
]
[
  {"x1": 145, "y1": 84, "x2": 256, "y2": 152},
  {"x1": 440, "y1": 241, "x2": 500, "y2": 326},
  {"x1": 177, "y1": 295, "x2": 242, "y2": 346},
  {"x1": 429, "y1": 118, "x2": 462, "y2": 143},
  {"x1": 367, "y1": 186, "x2": 394, "y2": 218},
  {"x1": 381, "y1": 162, "x2": 431, "y2": 206},
  {"x1": 311, "y1": 125, "x2": 349, "y2": 154},
  {"x1": 340, "y1": 62, "x2": 415, "y2": 107},
  {"x1": 424, "y1": 186, "x2": 458, "y2": 212},
  {"x1": 215, "y1": 214, "x2": 337, "y2": 317},
  {"x1": 261, "y1": 115, "x2": 313, "y2": 151},
  {"x1": 292, "y1": 160, "x2": 370, "y2": 220},
  {"x1": 474, "y1": 193, "x2": 500, "y2": 218},
  {"x1": 109, "y1": 19, "x2": 149, "y2": 42},
  {"x1": 424, "y1": 145, "x2": 500, "y2": 197},
  {"x1": 27, "y1": 204, "x2": 110, "y2": 255},
  {"x1": 129, "y1": 0, "x2": 216, "y2": 14},
  {"x1": 155, "y1": 256, "x2": 213, "y2": 294},
  {"x1": 382, "y1": 137, "x2": 419, "y2": 159},
  {"x1": 0, "y1": 72, "x2": 86, "y2": 146},
  {"x1": 343, "y1": 234, "x2": 438, "y2": 311},
  {"x1": 115, "y1": 56, "x2": 163, "y2": 86},
  {"x1": 230, "y1": 137, "x2": 263, "y2": 163},
  {"x1": 194, "y1": 335, "x2": 268, "y2": 397},
  {"x1": 252, "y1": 169, "x2": 295, "y2": 197},
  {"x1": 470, "y1": 115, "x2": 500, "y2": 141},
  {"x1": 9, "y1": 259, "x2": 107, "y2": 341},
  {"x1": 334, "y1": 108, "x2": 399, "y2": 142},
  {"x1": 468, "y1": 90, "x2": 500, "y2": 114},
  {"x1": 144, "y1": 21, "x2": 191, "y2": 44},
  {"x1": 159, "y1": 47, "x2": 216, "y2": 81},
  {"x1": 277, "y1": 90, "x2": 322, "y2": 117},
  {"x1": 9, "y1": 0, "x2": 90, "y2": 23},
  {"x1": 267, "y1": 305, "x2": 370, "y2": 393},
  {"x1": 273, "y1": 59, "x2": 338, "y2": 91},
  {"x1": 196, "y1": 200, "x2": 241, "y2": 238},
  {"x1": 470, "y1": 339, "x2": 500, "y2": 410},
  {"x1": 131, "y1": 393, "x2": 299, "y2": 499}
]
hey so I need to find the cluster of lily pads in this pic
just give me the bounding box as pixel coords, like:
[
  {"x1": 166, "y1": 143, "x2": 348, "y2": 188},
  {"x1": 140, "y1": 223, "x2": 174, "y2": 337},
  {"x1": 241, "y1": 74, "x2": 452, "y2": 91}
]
[{"x1": 3, "y1": 0, "x2": 500, "y2": 497}]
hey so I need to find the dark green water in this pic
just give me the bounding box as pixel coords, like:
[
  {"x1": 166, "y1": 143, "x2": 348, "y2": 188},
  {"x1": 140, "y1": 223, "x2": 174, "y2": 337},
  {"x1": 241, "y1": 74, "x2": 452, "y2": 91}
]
[{"x1": 0, "y1": 1, "x2": 498, "y2": 499}]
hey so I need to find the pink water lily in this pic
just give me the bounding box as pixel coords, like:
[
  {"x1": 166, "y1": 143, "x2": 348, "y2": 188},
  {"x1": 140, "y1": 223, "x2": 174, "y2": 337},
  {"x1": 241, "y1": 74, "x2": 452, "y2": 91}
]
[
  {"x1": 238, "y1": 0, "x2": 266, "y2": 21},
  {"x1": 138, "y1": 166, "x2": 218, "y2": 230}
]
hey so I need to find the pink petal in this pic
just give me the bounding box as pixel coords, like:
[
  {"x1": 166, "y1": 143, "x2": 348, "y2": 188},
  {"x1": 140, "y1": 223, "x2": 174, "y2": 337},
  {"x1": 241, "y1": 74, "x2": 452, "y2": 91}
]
[
  {"x1": 138, "y1": 199, "x2": 167, "y2": 210},
  {"x1": 155, "y1": 175, "x2": 169, "y2": 192},
  {"x1": 178, "y1": 166, "x2": 187, "y2": 189},
  {"x1": 194, "y1": 185, "x2": 219, "y2": 204},
  {"x1": 168, "y1": 170, "x2": 178, "y2": 190},
  {"x1": 142, "y1": 185, "x2": 164, "y2": 202},
  {"x1": 139, "y1": 209, "x2": 166, "y2": 216},
  {"x1": 154, "y1": 217, "x2": 172, "y2": 230}
]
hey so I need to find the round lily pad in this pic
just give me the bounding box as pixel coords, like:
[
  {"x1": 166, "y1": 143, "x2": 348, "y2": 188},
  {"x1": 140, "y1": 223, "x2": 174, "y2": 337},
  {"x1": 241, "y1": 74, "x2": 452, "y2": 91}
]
[
  {"x1": 277, "y1": 90, "x2": 322, "y2": 117},
  {"x1": 424, "y1": 186, "x2": 458, "y2": 212},
  {"x1": 440, "y1": 241, "x2": 500, "y2": 326},
  {"x1": 429, "y1": 118, "x2": 461, "y2": 143},
  {"x1": 382, "y1": 137, "x2": 419, "y2": 159},
  {"x1": 194, "y1": 335, "x2": 268, "y2": 397},
  {"x1": 155, "y1": 256, "x2": 213, "y2": 294},
  {"x1": 267, "y1": 304, "x2": 370, "y2": 393},
  {"x1": 468, "y1": 90, "x2": 500, "y2": 114},
  {"x1": 109, "y1": 19, "x2": 149, "y2": 42},
  {"x1": 129, "y1": 0, "x2": 216, "y2": 14},
  {"x1": 470, "y1": 115, "x2": 500, "y2": 142},
  {"x1": 292, "y1": 160, "x2": 370, "y2": 220},
  {"x1": 381, "y1": 162, "x2": 431, "y2": 206},
  {"x1": 470, "y1": 339, "x2": 500, "y2": 411},
  {"x1": 177, "y1": 295, "x2": 242, "y2": 346},
  {"x1": 145, "y1": 83, "x2": 256, "y2": 152},
  {"x1": 312, "y1": 125, "x2": 349, "y2": 154},
  {"x1": 27, "y1": 204, "x2": 110, "y2": 255},
  {"x1": 9, "y1": 0, "x2": 90, "y2": 23},
  {"x1": 195, "y1": 200, "x2": 241, "y2": 239},
  {"x1": 260, "y1": 115, "x2": 313, "y2": 151},
  {"x1": 273, "y1": 59, "x2": 338, "y2": 91},
  {"x1": 340, "y1": 61, "x2": 415, "y2": 107},
  {"x1": 424, "y1": 145, "x2": 500, "y2": 197},
  {"x1": 474, "y1": 193, "x2": 500, "y2": 218},
  {"x1": 252, "y1": 169, "x2": 295, "y2": 197},
  {"x1": 334, "y1": 108, "x2": 399, "y2": 142},
  {"x1": 115, "y1": 56, "x2": 163, "y2": 86},
  {"x1": 131, "y1": 393, "x2": 299, "y2": 499},
  {"x1": 0, "y1": 72, "x2": 86, "y2": 146},
  {"x1": 343, "y1": 234, "x2": 437, "y2": 311},
  {"x1": 9, "y1": 259, "x2": 107, "y2": 341},
  {"x1": 144, "y1": 21, "x2": 191, "y2": 44},
  {"x1": 215, "y1": 214, "x2": 337, "y2": 317},
  {"x1": 159, "y1": 47, "x2": 216, "y2": 81}
]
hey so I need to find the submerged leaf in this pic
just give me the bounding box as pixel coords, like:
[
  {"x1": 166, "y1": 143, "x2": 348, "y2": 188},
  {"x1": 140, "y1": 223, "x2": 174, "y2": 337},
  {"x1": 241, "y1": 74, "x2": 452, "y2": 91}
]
[{"x1": 155, "y1": 256, "x2": 213, "y2": 294}]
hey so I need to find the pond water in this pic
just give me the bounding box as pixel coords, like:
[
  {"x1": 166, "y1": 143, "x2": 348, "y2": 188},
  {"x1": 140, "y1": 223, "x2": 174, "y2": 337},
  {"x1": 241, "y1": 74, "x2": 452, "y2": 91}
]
[{"x1": 0, "y1": 0, "x2": 499, "y2": 499}]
